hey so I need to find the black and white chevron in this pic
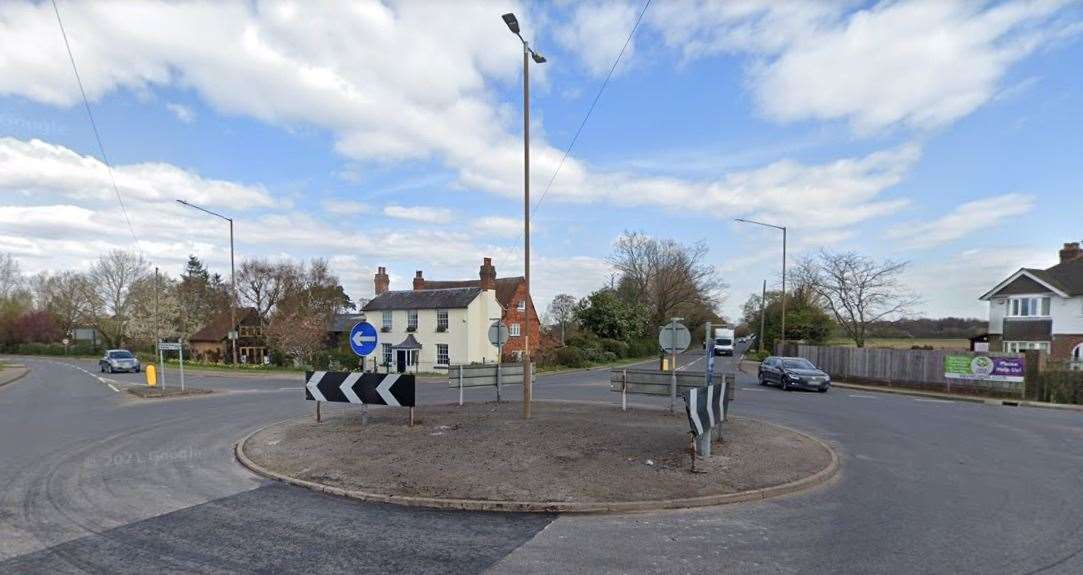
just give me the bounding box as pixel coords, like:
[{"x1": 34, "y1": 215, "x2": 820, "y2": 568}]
[
  {"x1": 304, "y1": 371, "x2": 415, "y2": 407},
  {"x1": 684, "y1": 382, "x2": 726, "y2": 437}
]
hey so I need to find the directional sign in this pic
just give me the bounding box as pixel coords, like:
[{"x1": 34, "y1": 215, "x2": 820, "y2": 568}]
[
  {"x1": 488, "y1": 320, "x2": 509, "y2": 347},
  {"x1": 658, "y1": 321, "x2": 691, "y2": 353},
  {"x1": 158, "y1": 342, "x2": 182, "y2": 351},
  {"x1": 684, "y1": 382, "x2": 726, "y2": 437},
  {"x1": 304, "y1": 371, "x2": 414, "y2": 407},
  {"x1": 349, "y1": 321, "x2": 378, "y2": 357}
]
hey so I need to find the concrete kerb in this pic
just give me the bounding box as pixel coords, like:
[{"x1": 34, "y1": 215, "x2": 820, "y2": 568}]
[
  {"x1": 0, "y1": 366, "x2": 30, "y2": 390},
  {"x1": 234, "y1": 412, "x2": 840, "y2": 514},
  {"x1": 738, "y1": 360, "x2": 1083, "y2": 412}
]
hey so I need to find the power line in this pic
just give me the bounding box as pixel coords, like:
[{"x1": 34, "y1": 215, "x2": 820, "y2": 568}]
[
  {"x1": 51, "y1": 0, "x2": 140, "y2": 248},
  {"x1": 532, "y1": 0, "x2": 652, "y2": 216}
]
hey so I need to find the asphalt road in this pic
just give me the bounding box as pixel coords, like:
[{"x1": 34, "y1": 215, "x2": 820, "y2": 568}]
[{"x1": 1, "y1": 348, "x2": 1082, "y2": 574}]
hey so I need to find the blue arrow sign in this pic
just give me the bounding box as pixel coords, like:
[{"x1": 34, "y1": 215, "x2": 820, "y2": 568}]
[{"x1": 349, "y1": 321, "x2": 378, "y2": 357}]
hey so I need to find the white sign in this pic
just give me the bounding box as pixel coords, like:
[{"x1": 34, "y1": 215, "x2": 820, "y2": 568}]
[
  {"x1": 158, "y1": 342, "x2": 182, "y2": 351},
  {"x1": 658, "y1": 321, "x2": 691, "y2": 353}
]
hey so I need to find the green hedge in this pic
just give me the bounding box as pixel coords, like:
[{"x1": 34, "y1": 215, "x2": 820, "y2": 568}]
[{"x1": 2, "y1": 342, "x2": 102, "y2": 356}]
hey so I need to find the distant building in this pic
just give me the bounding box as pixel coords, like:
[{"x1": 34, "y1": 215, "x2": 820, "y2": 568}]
[
  {"x1": 980, "y1": 242, "x2": 1083, "y2": 363},
  {"x1": 188, "y1": 307, "x2": 266, "y2": 364},
  {"x1": 361, "y1": 257, "x2": 539, "y2": 372}
]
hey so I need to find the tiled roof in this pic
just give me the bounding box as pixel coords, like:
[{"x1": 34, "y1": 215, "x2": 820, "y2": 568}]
[
  {"x1": 362, "y1": 287, "x2": 481, "y2": 311},
  {"x1": 188, "y1": 307, "x2": 259, "y2": 342},
  {"x1": 423, "y1": 277, "x2": 524, "y2": 307},
  {"x1": 1041, "y1": 258, "x2": 1083, "y2": 296}
]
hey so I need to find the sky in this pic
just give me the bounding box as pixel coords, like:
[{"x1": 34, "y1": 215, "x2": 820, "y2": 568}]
[{"x1": 1, "y1": 0, "x2": 1081, "y2": 322}]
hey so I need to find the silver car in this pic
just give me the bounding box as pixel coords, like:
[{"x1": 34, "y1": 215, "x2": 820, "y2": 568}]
[{"x1": 100, "y1": 349, "x2": 141, "y2": 373}]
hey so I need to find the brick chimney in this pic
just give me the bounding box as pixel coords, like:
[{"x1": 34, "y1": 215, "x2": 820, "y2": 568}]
[
  {"x1": 479, "y1": 257, "x2": 496, "y2": 290},
  {"x1": 374, "y1": 266, "x2": 389, "y2": 295},
  {"x1": 1059, "y1": 242, "x2": 1082, "y2": 264},
  {"x1": 413, "y1": 270, "x2": 425, "y2": 290}
]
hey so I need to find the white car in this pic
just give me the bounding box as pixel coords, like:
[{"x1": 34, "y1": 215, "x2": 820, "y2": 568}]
[{"x1": 100, "y1": 349, "x2": 141, "y2": 373}]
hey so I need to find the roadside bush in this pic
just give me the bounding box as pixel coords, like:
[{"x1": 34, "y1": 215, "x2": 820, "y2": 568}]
[
  {"x1": 744, "y1": 349, "x2": 770, "y2": 362},
  {"x1": 627, "y1": 337, "x2": 660, "y2": 358},
  {"x1": 599, "y1": 338, "x2": 629, "y2": 358},
  {"x1": 7, "y1": 342, "x2": 101, "y2": 356},
  {"x1": 554, "y1": 346, "x2": 588, "y2": 368},
  {"x1": 597, "y1": 351, "x2": 618, "y2": 363}
]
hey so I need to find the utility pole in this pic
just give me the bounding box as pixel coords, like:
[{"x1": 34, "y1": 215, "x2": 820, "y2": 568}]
[
  {"x1": 736, "y1": 218, "x2": 787, "y2": 354},
  {"x1": 502, "y1": 12, "x2": 546, "y2": 420},
  {"x1": 155, "y1": 267, "x2": 164, "y2": 388},
  {"x1": 759, "y1": 279, "x2": 766, "y2": 353}
]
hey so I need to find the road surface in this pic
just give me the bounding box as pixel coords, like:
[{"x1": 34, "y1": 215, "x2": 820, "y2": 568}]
[{"x1": 1, "y1": 349, "x2": 1082, "y2": 574}]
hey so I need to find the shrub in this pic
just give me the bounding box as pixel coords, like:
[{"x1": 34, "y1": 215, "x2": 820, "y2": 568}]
[
  {"x1": 599, "y1": 338, "x2": 630, "y2": 358},
  {"x1": 554, "y1": 346, "x2": 588, "y2": 368},
  {"x1": 744, "y1": 349, "x2": 770, "y2": 362},
  {"x1": 627, "y1": 337, "x2": 660, "y2": 358}
]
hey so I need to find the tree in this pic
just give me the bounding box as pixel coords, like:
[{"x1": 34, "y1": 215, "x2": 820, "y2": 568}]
[
  {"x1": 175, "y1": 255, "x2": 229, "y2": 338},
  {"x1": 796, "y1": 250, "x2": 920, "y2": 348},
  {"x1": 0, "y1": 253, "x2": 22, "y2": 300},
  {"x1": 741, "y1": 283, "x2": 834, "y2": 352},
  {"x1": 88, "y1": 250, "x2": 149, "y2": 347},
  {"x1": 237, "y1": 258, "x2": 294, "y2": 324},
  {"x1": 34, "y1": 271, "x2": 95, "y2": 337},
  {"x1": 13, "y1": 310, "x2": 62, "y2": 343},
  {"x1": 265, "y1": 259, "x2": 353, "y2": 365},
  {"x1": 608, "y1": 231, "x2": 726, "y2": 329},
  {"x1": 574, "y1": 289, "x2": 647, "y2": 342},
  {"x1": 547, "y1": 294, "x2": 577, "y2": 345}
]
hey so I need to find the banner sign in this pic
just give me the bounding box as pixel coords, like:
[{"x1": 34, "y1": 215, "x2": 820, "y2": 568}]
[{"x1": 944, "y1": 355, "x2": 1024, "y2": 382}]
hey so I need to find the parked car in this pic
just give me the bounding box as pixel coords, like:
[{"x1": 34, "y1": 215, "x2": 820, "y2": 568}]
[
  {"x1": 100, "y1": 349, "x2": 141, "y2": 373},
  {"x1": 758, "y1": 356, "x2": 830, "y2": 392}
]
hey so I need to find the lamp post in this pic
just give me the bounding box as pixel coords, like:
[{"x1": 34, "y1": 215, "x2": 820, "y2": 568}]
[
  {"x1": 177, "y1": 199, "x2": 238, "y2": 365},
  {"x1": 736, "y1": 218, "x2": 787, "y2": 353},
  {"x1": 502, "y1": 12, "x2": 545, "y2": 419}
]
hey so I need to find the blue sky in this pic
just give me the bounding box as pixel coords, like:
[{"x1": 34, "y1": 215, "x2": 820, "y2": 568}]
[{"x1": 1, "y1": 0, "x2": 1081, "y2": 321}]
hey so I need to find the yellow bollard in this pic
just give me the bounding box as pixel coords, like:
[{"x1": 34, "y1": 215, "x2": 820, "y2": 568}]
[{"x1": 145, "y1": 364, "x2": 157, "y2": 387}]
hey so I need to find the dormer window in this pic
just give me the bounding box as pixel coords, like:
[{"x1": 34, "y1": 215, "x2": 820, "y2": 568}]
[
  {"x1": 516, "y1": 300, "x2": 526, "y2": 312},
  {"x1": 1008, "y1": 296, "x2": 1050, "y2": 317}
]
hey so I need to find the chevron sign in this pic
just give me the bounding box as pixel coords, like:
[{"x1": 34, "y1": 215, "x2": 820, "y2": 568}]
[
  {"x1": 304, "y1": 371, "x2": 415, "y2": 407},
  {"x1": 684, "y1": 382, "x2": 725, "y2": 437}
]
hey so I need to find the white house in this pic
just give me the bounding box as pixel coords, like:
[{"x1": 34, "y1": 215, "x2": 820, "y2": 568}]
[
  {"x1": 361, "y1": 258, "x2": 534, "y2": 372},
  {"x1": 980, "y1": 241, "x2": 1083, "y2": 364}
]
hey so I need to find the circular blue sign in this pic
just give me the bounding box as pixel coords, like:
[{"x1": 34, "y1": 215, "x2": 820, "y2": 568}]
[{"x1": 349, "y1": 321, "x2": 378, "y2": 357}]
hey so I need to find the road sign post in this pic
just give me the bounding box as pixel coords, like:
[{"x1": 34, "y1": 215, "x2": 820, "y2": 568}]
[
  {"x1": 489, "y1": 320, "x2": 510, "y2": 403},
  {"x1": 658, "y1": 319, "x2": 691, "y2": 413},
  {"x1": 158, "y1": 341, "x2": 184, "y2": 391}
]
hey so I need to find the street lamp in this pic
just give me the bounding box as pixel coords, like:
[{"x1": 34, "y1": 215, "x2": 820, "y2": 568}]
[
  {"x1": 735, "y1": 218, "x2": 787, "y2": 353},
  {"x1": 177, "y1": 199, "x2": 239, "y2": 365},
  {"x1": 502, "y1": 12, "x2": 545, "y2": 419}
]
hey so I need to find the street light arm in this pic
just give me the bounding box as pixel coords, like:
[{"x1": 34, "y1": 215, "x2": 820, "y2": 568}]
[
  {"x1": 734, "y1": 217, "x2": 784, "y2": 231},
  {"x1": 177, "y1": 199, "x2": 232, "y2": 222}
]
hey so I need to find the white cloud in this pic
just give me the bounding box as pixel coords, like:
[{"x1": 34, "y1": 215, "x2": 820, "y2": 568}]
[
  {"x1": 887, "y1": 193, "x2": 1036, "y2": 249},
  {"x1": 645, "y1": 0, "x2": 1077, "y2": 133},
  {"x1": 166, "y1": 102, "x2": 195, "y2": 123},
  {"x1": 0, "y1": 137, "x2": 276, "y2": 210},
  {"x1": 383, "y1": 205, "x2": 454, "y2": 223},
  {"x1": 554, "y1": 1, "x2": 640, "y2": 76},
  {"x1": 471, "y1": 216, "x2": 521, "y2": 238},
  {"x1": 322, "y1": 199, "x2": 370, "y2": 216}
]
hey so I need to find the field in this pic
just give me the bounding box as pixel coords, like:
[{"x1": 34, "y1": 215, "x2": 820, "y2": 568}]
[{"x1": 825, "y1": 338, "x2": 970, "y2": 350}]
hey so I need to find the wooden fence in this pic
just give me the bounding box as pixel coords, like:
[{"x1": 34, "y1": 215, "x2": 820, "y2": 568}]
[{"x1": 778, "y1": 344, "x2": 1026, "y2": 397}]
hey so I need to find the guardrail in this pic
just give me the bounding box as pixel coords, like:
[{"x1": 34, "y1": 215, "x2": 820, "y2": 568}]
[
  {"x1": 448, "y1": 363, "x2": 534, "y2": 404},
  {"x1": 609, "y1": 368, "x2": 735, "y2": 413}
]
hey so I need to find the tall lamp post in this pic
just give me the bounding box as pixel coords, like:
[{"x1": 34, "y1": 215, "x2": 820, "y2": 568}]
[
  {"x1": 177, "y1": 199, "x2": 238, "y2": 365},
  {"x1": 502, "y1": 12, "x2": 545, "y2": 419},
  {"x1": 736, "y1": 218, "x2": 787, "y2": 353}
]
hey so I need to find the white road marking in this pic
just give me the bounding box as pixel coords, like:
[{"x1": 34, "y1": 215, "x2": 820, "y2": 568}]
[
  {"x1": 741, "y1": 387, "x2": 765, "y2": 392},
  {"x1": 914, "y1": 398, "x2": 952, "y2": 404},
  {"x1": 107, "y1": 383, "x2": 120, "y2": 393},
  {"x1": 848, "y1": 394, "x2": 877, "y2": 399}
]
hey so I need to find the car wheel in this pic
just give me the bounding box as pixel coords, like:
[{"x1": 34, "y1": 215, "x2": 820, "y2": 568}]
[
  {"x1": 780, "y1": 377, "x2": 790, "y2": 391},
  {"x1": 134, "y1": 367, "x2": 141, "y2": 373},
  {"x1": 106, "y1": 365, "x2": 112, "y2": 374},
  {"x1": 758, "y1": 373, "x2": 767, "y2": 386}
]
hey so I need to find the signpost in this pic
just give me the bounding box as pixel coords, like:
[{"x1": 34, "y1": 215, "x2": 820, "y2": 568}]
[
  {"x1": 658, "y1": 318, "x2": 691, "y2": 412},
  {"x1": 489, "y1": 320, "x2": 509, "y2": 401},
  {"x1": 158, "y1": 341, "x2": 184, "y2": 391},
  {"x1": 684, "y1": 382, "x2": 726, "y2": 458},
  {"x1": 349, "y1": 321, "x2": 378, "y2": 359},
  {"x1": 305, "y1": 371, "x2": 416, "y2": 426}
]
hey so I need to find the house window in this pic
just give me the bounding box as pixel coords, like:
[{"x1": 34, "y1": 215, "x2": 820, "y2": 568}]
[
  {"x1": 1072, "y1": 343, "x2": 1082, "y2": 362},
  {"x1": 516, "y1": 300, "x2": 526, "y2": 312},
  {"x1": 239, "y1": 325, "x2": 263, "y2": 337},
  {"x1": 1004, "y1": 341, "x2": 1050, "y2": 354},
  {"x1": 382, "y1": 343, "x2": 392, "y2": 366},
  {"x1": 436, "y1": 344, "x2": 449, "y2": 366},
  {"x1": 1008, "y1": 296, "x2": 1050, "y2": 317},
  {"x1": 407, "y1": 310, "x2": 418, "y2": 331},
  {"x1": 509, "y1": 323, "x2": 521, "y2": 337},
  {"x1": 382, "y1": 311, "x2": 393, "y2": 332},
  {"x1": 436, "y1": 309, "x2": 448, "y2": 331}
]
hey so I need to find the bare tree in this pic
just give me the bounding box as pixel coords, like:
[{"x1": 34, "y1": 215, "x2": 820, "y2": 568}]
[
  {"x1": 0, "y1": 253, "x2": 23, "y2": 300},
  {"x1": 237, "y1": 258, "x2": 294, "y2": 323},
  {"x1": 88, "y1": 250, "x2": 149, "y2": 347},
  {"x1": 796, "y1": 250, "x2": 920, "y2": 348},
  {"x1": 36, "y1": 271, "x2": 95, "y2": 337},
  {"x1": 265, "y1": 259, "x2": 353, "y2": 365},
  {"x1": 609, "y1": 231, "x2": 726, "y2": 328},
  {"x1": 547, "y1": 293, "x2": 577, "y2": 345}
]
